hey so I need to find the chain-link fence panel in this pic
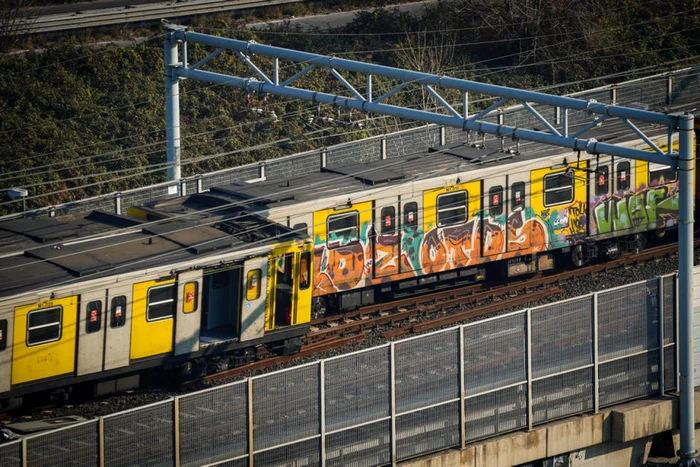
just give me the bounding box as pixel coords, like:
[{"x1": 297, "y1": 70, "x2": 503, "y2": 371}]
[
  {"x1": 327, "y1": 139, "x2": 381, "y2": 166},
  {"x1": 531, "y1": 297, "x2": 592, "y2": 379},
  {"x1": 325, "y1": 347, "x2": 390, "y2": 433},
  {"x1": 395, "y1": 402, "x2": 460, "y2": 462},
  {"x1": 201, "y1": 167, "x2": 259, "y2": 191},
  {"x1": 253, "y1": 438, "x2": 320, "y2": 467},
  {"x1": 672, "y1": 70, "x2": 700, "y2": 105},
  {"x1": 394, "y1": 329, "x2": 460, "y2": 414},
  {"x1": 664, "y1": 344, "x2": 677, "y2": 391},
  {"x1": 599, "y1": 351, "x2": 660, "y2": 408},
  {"x1": 532, "y1": 368, "x2": 594, "y2": 425},
  {"x1": 385, "y1": 128, "x2": 441, "y2": 159},
  {"x1": 465, "y1": 383, "x2": 528, "y2": 443},
  {"x1": 463, "y1": 312, "x2": 526, "y2": 396},
  {"x1": 663, "y1": 275, "x2": 676, "y2": 345},
  {"x1": 179, "y1": 382, "x2": 248, "y2": 467},
  {"x1": 253, "y1": 364, "x2": 319, "y2": 451},
  {"x1": 598, "y1": 280, "x2": 659, "y2": 362},
  {"x1": 325, "y1": 419, "x2": 391, "y2": 467},
  {"x1": 103, "y1": 400, "x2": 174, "y2": 467},
  {"x1": 617, "y1": 80, "x2": 666, "y2": 109},
  {"x1": 445, "y1": 126, "x2": 469, "y2": 145},
  {"x1": 0, "y1": 440, "x2": 21, "y2": 467},
  {"x1": 25, "y1": 420, "x2": 98, "y2": 467}
]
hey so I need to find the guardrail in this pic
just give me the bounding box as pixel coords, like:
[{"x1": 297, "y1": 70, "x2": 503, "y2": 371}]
[{"x1": 17, "y1": 0, "x2": 302, "y2": 34}]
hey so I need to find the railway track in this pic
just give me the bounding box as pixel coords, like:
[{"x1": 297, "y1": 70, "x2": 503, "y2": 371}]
[{"x1": 193, "y1": 238, "x2": 687, "y2": 386}]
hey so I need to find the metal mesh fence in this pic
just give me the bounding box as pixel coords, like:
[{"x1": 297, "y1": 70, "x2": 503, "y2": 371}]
[
  {"x1": 385, "y1": 127, "x2": 441, "y2": 159},
  {"x1": 324, "y1": 347, "x2": 390, "y2": 432},
  {"x1": 598, "y1": 280, "x2": 659, "y2": 362},
  {"x1": 394, "y1": 329, "x2": 460, "y2": 414},
  {"x1": 531, "y1": 297, "x2": 593, "y2": 379},
  {"x1": 25, "y1": 420, "x2": 98, "y2": 467},
  {"x1": 179, "y1": 382, "x2": 248, "y2": 467},
  {"x1": 395, "y1": 402, "x2": 461, "y2": 462},
  {"x1": 253, "y1": 364, "x2": 320, "y2": 451},
  {"x1": 0, "y1": 441, "x2": 21, "y2": 467},
  {"x1": 326, "y1": 420, "x2": 391, "y2": 467},
  {"x1": 599, "y1": 352, "x2": 660, "y2": 407},
  {"x1": 465, "y1": 383, "x2": 528, "y2": 443},
  {"x1": 254, "y1": 438, "x2": 320, "y2": 467},
  {"x1": 206, "y1": 458, "x2": 248, "y2": 467},
  {"x1": 532, "y1": 368, "x2": 594, "y2": 424},
  {"x1": 103, "y1": 400, "x2": 174, "y2": 467},
  {"x1": 327, "y1": 139, "x2": 381, "y2": 166},
  {"x1": 463, "y1": 312, "x2": 526, "y2": 396},
  {"x1": 664, "y1": 344, "x2": 677, "y2": 391},
  {"x1": 663, "y1": 275, "x2": 676, "y2": 345}
]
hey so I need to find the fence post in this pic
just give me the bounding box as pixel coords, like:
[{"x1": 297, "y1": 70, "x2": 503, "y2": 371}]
[
  {"x1": 248, "y1": 378, "x2": 255, "y2": 467},
  {"x1": 320, "y1": 361, "x2": 326, "y2": 467},
  {"x1": 440, "y1": 126, "x2": 446, "y2": 146},
  {"x1": 320, "y1": 149, "x2": 327, "y2": 169},
  {"x1": 180, "y1": 180, "x2": 187, "y2": 197},
  {"x1": 21, "y1": 438, "x2": 27, "y2": 467},
  {"x1": 611, "y1": 85, "x2": 617, "y2": 105},
  {"x1": 659, "y1": 276, "x2": 665, "y2": 395},
  {"x1": 99, "y1": 417, "x2": 105, "y2": 467},
  {"x1": 390, "y1": 342, "x2": 397, "y2": 466},
  {"x1": 196, "y1": 176, "x2": 203, "y2": 194},
  {"x1": 526, "y1": 309, "x2": 533, "y2": 431},
  {"x1": 667, "y1": 76, "x2": 674, "y2": 105},
  {"x1": 173, "y1": 397, "x2": 181, "y2": 467},
  {"x1": 593, "y1": 293, "x2": 600, "y2": 413},
  {"x1": 114, "y1": 193, "x2": 122, "y2": 215},
  {"x1": 381, "y1": 137, "x2": 387, "y2": 160},
  {"x1": 459, "y1": 327, "x2": 466, "y2": 449},
  {"x1": 258, "y1": 162, "x2": 266, "y2": 180}
]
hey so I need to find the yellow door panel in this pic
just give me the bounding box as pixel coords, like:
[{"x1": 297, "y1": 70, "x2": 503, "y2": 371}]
[
  {"x1": 12, "y1": 295, "x2": 78, "y2": 385},
  {"x1": 130, "y1": 278, "x2": 175, "y2": 360},
  {"x1": 295, "y1": 245, "x2": 313, "y2": 325}
]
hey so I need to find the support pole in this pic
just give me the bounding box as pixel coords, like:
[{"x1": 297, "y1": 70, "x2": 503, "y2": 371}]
[
  {"x1": 678, "y1": 112, "x2": 697, "y2": 466},
  {"x1": 164, "y1": 27, "x2": 182, "y2": 181}
]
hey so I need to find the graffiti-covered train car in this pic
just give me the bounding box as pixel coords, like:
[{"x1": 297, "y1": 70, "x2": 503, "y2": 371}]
[{"x1": 217, "y1": 131, "x2": 681, "y2": 316}]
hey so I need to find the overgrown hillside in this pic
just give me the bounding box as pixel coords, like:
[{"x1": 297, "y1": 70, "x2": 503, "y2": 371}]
[{"x1": 1, "y1": 0, "x2": 699, "y2": 213}]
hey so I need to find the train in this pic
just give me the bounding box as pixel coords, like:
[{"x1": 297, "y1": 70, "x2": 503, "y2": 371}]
[{"x1": 0, "y1": 120, "x2": 692, "y2": 409}]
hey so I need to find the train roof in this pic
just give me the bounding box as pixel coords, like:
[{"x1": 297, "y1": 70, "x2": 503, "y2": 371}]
[{"x1": 0, "y1": 194, "x2": 304, "y2": 300}]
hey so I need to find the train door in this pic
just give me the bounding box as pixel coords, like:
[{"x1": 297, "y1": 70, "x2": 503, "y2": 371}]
[
  {"x1": 76, "y1": 288, "x2": 107, "y2": 376},
  {"x1": 589, "y1": 156, "x2": 613, "y2": 237},
  {"x1": 12, "y1": 294, "x2": 78, "y2": 385},
  {"x1": 374, "y1": 199, "x2": 400, "y2": 278},
  {"x1": 240, "y1": 257, "x2": 268, "y2": 341},
  {"x1": 399, "y1": 196, "x2": 422, "y2": 274},
  {"x1": 266, "y1": 245, "x2": 314, "y2": 330},
  {"x1": 130, "y1": 277, "x2": 175, "y2": 360},
  {"x1": 481, "y1": 176, "x2": 507, "y2": 259},
  {"x1": 103, "y1": 283, "x2": 133, "y2": 371},
  {"x1": 506, "y1": 172, "x2": 537, "y2": 253},
  {"x1": 174, "y1": 269, "x2": 203, "y2": 356},
  {"x1": 201, "y1": 264, "x2": 242, "y2": 343}
]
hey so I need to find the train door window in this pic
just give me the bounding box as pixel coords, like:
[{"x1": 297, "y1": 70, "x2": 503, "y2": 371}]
[
  {"x1": 147, "y1": 284, "x2": 176, "y2": 321},
  {"x1": 617, "y1": 162, "x2": 631, "y2": 191},
  {"x1": 403, "y1": 202, "x2": 418, "y2": 228},
  {"x1": 0, "y1": 320, "x2": 7, "y2": 351},
  {"x1": 292, "y1": 223, "x2": 308, "y2": 236},
  {"x1": 110, "y1": 296, "x2": 126, "y2": 328},
  {"x1": 183, "y1": 282, "x2": 199, "y2": 313},
  {"x1": 246, "y1": 269, "x2": 261, "y2": 301},
  {"x1": 543, "y1": 172, "x2": 573, "y2": 206},
  {"x1": 595, "y1": 166, "x2": 609, "y2": 196},
  {"x1": 511, "y1": 182, "x2": 525, "y2": 211},
  {"x1": 437, "y1": 191, "x2": 468, "y2": 226},
  {"x1": 649, "y1": 163, "x2": 678, "y2": 186},
  {"x1": 489, "y1": 186, "x2": 504, "y2": 217},
  {"x1": 27, "y1": 307, "x2": 62, "y2": 346},
  {"x1": 380, "y1": 206, "x2": 396, "y2": 235},
  {"x1": 327, "y1": 212, "x2": 359, "y2": 248},
  {"x1": 85, "y1": 301, "x2": 102, "y2": 334},
  {"x1": 299, "y1": 251, "x2": 311, "y2": 290}
]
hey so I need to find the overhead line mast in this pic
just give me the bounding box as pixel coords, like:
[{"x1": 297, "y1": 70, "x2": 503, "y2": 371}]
[{"x1": 162, "y1": 21, "x2": 697, "y2": 465}]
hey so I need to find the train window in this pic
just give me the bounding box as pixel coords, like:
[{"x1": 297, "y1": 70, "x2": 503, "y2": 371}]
[
  {"x1": 437, "y1": 191, "x2": 468, "y2": 226},
  {"x1": 403, "y1": 202, "x2": 418, "y2": 228},
  {"x1": 27, "y1": 307, "x2": 62, "y2": 346},
  {"x1": 380, "y1": 206, "x2": 396, "y2": 235},
  {"x1": 85, "y1": 301, "x2": 102, "y2": 334},
  {"x1": 183, "y1": 282, "x2": 198, "y2": 314},
  {"x1": 246, "y1": 269, "x2": 261, "y2": 301},
  {"x1": 595, "y1": 166, "x2": 609, "y2": 196},
  {"x1": 292, "y1": 223, "x2": 308, "y2": 236},
  {"x1": 327, "y1": 212, "x2": 359, "y2": 248},
  {"x1": 543, "y1": 172, "x2": 573, "y2": 206},
  {"x1": 110, "y1": 296, "x2": 126, "y2": 328},
  {"x1": 649, "y1": 163, "x2": 677, "y2": 186},
  {"x1": 511, "y1": 182, "x2": 525, "y2": 211},
  {"x1": 489, "y1": 186, "x2": 504, "y2": 217},
  {"x1": 299, "y1": 252, "x2": 311, "y2": 290},
  {"x1": 147, "y1": 284, "x2": 176, "y2": 321},
  {"x1": 617, "y1": 162, "x2": 631, "y2": 191},
  {"x1": 0, "y1": 320, "x2": 7, "y2": 351}
]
